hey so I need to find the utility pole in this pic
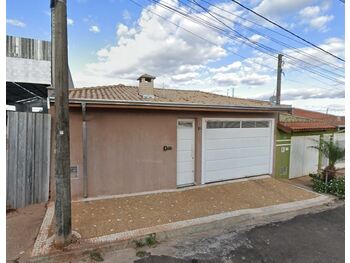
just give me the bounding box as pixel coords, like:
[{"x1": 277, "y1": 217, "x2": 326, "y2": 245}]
[
  {"x1": 276, "y1": 54, "x2": 283, "y2": 105},
  {"x1": 51, "y1": 0, "x2": 72, "y2": 246}
]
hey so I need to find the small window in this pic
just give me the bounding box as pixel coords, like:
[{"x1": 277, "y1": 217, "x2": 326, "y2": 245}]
[
  {"x1": 207, "y1": 121, "x2": 223, "y2": 129},
  {"x1": 256, "y1": 121, "x2": 269, "y2": 128},
  {"x1": 207, "y1": 121, "x2": 241, "y2": 129},
  {"x1": 178, "y1": 121, "x2": 193, "y2": 128},
  {"x1": 242, "y1": 121, "x2": 256, "y2": 128},
  {"x1": 223, "y1": 121, "x2": 240, "y2": 128}
]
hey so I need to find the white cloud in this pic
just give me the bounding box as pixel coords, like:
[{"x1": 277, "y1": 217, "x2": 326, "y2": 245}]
[
  {"x1": 299, "y1": 6, "x2": 320, "y2": 18},
  {"x1": 123, "y1": 10, "x2": 131, "y2": 21},
  {"x1": 309, "y1": 15, "x2": 333, "y2": 32},
  {"x1": 283, "y1": 37, "x2": 345, "y2": 70},
  {"x1": 209, "y1": 61, "x2": 242, "y2": 73},
  {"x1": 67, "y1": 18, "x2": 74, "y2": 25},
  {"x1": 171, "y1": 72, "x2": 200, "y2": 82},
  {"x1": 6, "y1": 19, "x2": 26, "y2": 28},
  {"x1": 254, "y1": 0, "x2": 313, "y2": 19},
  {"x1": 253, "y1": 88, "x2": 344, "y2": 101},
  {"x1": 75, "y1": 1, "x2": 231, "y2": 87},
  {"x1": 248, "y1": 34, "x2": 264, "y2": 43},
  {"x1": 89, "y1": 25, "x2": 100, "y2": 33},
  {"x1": 299, "y1": 4, "x2": 334, "y2": 32}
]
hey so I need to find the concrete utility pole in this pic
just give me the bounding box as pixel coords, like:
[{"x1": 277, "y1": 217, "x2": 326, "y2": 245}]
[
  {"x1": 51, "y1": 0, "x2": 72, "y2": 246},
  {"x1": 276, "y1": 54, "x2": 283, "y2": 105}
]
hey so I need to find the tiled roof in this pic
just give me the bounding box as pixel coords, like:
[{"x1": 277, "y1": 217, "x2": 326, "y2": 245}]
[
  {"x1": 68, "y1": 85, "x2": 273, "y2": 107},
  {"x1": 292, "y1": 108, "x2": 345, "y2": 126},
  {"x1": 278, "y1": 108, "x2": 343, "y2": 133},
  {"x1": 278, "y1": 121, "x2": 336, "y2": 133}
]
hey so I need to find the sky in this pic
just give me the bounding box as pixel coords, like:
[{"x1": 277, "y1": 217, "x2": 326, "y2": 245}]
[{"x1": 6, "y1": 0, "x2": 345, "y2": 115}]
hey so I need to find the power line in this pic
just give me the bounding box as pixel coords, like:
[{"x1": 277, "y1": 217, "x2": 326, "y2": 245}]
[
  {"x1": 129, "y1": 0, "x2": 343, "y2": 87},
  {"x1": 230, "y1": 0, "x2": 345, "y2": 62},
  {"x1": 185, "y1": 0, "x2": 344, "y2": 82},
  {"x1": 195, "y1": 0, "x2": 344, "y2": 72}
]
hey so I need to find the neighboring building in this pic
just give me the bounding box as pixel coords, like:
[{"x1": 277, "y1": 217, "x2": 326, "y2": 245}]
[
  {"x1": 275, "y1": 109, "x2": 345, "y2": 179},
  {"x1": 6, "y1": 35, "x2": 74, "y2": 112},
  {"x1": 49, "y1": 74, "x2": 291, "y2": 199}
]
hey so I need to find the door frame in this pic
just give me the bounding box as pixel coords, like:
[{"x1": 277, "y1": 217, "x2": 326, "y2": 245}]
[
  {"x1": 201, "y1": 117, "x2": 275, "y2": 184},
  {"x1": 176, "y1": 118, "x2": 196, "y2": 187}
]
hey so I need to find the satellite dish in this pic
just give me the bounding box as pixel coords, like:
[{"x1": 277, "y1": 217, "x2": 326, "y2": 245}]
[{"x1": 269, "y1": 95, "x2": 276, "y2": 104}]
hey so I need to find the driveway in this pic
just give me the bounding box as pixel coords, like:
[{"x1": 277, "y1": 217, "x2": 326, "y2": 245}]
[
  {"x1": 71, "y1": 177, "x2": 317, "y2": 239},
  {"x1": 136, "y1": 205, "x2": 345, "y2": 263}
]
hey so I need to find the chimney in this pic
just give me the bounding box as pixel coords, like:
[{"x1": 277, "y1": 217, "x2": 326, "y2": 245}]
[{"x1": 137, "y1": 74, "x2": 156, "y2": 98}]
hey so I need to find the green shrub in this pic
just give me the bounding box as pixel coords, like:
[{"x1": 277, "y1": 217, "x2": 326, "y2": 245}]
[
  {"x1": 145, "y1": 233, "x2": 157, "y2": 247},
  {"x1": 309, "y1": 173, "x2": 345, "y2": 199}
]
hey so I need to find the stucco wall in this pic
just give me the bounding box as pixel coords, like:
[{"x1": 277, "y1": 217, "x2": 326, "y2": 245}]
[{"x1": 50, "y1": 106, "x2": 277, "y2": 199}]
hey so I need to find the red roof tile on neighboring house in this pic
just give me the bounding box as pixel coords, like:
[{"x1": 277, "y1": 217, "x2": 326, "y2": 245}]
[
  {"x1": 292, "y1": 108, "x2": 345, "y2": 127},
  {"x1": 278, "y1": 121, "x2": 336, "y2": 133},
  {"x1": 278, "y1": 107, "x2": 344, "y2": 133}
]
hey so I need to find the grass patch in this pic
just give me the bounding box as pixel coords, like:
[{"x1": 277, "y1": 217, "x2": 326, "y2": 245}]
[
  {"x1": 89, "y1": 250, "x2": 104, "y2": 262},
  {"x1": 133, "y1": 233, "x2": 158, "y2": 248},
  {"x1": 136, "y1": 250, "x2": 150, "y2": 258}
]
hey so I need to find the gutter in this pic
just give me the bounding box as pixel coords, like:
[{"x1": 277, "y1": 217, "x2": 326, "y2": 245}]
[
  {"x1": 81, "y1": 103, "x2": 88, "y2": 198},
  {"x1": 49, "y1": 97, "x2": 292, "y2": 112}
]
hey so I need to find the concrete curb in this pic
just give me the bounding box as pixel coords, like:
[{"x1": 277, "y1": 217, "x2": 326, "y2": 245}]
[
  {"x1": 30, "y1": 194, "x2": 334, "y2": 260},
  {"x1": 31, "y1": 202, "x2": 55, "y2": 257}
]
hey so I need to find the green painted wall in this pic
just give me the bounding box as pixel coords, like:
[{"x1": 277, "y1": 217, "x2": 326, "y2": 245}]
[
  {"x1": 275, "y1": 130, "x2": 291, "y2": 178},
  {"x1": 274, "y1": 129, "x2": 339, "y2": 179}
]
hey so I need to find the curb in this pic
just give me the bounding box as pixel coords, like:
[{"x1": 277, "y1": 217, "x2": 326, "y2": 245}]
[{"x1": 30, "y1": 194, "x2": 334, "y2": 261}]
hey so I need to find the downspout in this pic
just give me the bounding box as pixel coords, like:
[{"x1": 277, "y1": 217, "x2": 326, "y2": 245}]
[{"x1": 82, "y1": 103, "x2": 88, "y2": 198}]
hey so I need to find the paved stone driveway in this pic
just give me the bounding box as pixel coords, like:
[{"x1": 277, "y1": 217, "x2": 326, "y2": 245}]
[{"x1": 71, "y1": 177, "x2": 317, "y2": 239}]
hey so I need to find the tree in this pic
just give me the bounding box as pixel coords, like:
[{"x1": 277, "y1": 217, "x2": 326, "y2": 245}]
[{"x1": 312, "y1": 138, "x2": 345, "y2": 182}]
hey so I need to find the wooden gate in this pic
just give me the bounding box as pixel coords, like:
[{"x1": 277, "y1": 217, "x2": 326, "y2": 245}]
[{"x1": 6, "y1": 111, "x2": 51, "y2": 209}]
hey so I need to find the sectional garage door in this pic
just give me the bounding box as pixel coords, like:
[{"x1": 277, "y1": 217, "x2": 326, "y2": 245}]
[{"x1": 202, "y1": 118, "x2": 274, "y2": 183}]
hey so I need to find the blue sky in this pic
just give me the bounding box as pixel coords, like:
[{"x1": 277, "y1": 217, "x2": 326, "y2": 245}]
[{"x1": 6, "y1": 0, "x2": 345, "y2": 114}]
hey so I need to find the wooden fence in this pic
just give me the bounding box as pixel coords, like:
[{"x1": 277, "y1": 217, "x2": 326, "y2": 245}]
[{"x1": 6, "y1": 111, "x2": 51, "y2": 209}]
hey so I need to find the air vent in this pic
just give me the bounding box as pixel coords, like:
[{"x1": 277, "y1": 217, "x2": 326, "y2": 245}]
[{"x1": 70, "y1": 165, "x2": 79, "y2": 178}]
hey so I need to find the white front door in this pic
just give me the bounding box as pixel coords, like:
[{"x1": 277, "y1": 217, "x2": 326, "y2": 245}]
[
  {"x1": 177, "y1": 119, "x2": 195, "y2": 186},
  {"x1": 289, "y1": 135, "x2": 320, "y2": 178}
]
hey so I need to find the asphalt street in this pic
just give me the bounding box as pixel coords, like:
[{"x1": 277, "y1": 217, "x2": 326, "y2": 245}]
[{"x1": 135, "y1": 205, "x2": 345, "y2": 263}]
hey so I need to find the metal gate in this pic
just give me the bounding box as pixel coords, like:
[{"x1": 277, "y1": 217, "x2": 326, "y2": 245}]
[{"x1": 6, "y1": 111, "x2": 51, "y2": 209}]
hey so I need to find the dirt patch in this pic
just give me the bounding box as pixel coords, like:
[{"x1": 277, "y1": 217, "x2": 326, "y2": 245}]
[
  {"x1": 71, "y1": 178, "x2": 317, "y2": 239},
  {"x1": 6, "y1": 202, "x2": 47, "y2": 262},
  {"x1": 288, "y1": 176, "x2": 313, "y2": 189}
]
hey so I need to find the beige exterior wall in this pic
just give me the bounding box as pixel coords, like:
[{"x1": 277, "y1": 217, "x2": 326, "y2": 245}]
[{"x1": 49, "y1": 106, "x2": 277, "y2": 200}]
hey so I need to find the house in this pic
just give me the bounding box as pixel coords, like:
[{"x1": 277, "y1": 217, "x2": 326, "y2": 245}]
[
  {"x1": 49, "y1": 74, "x2": 291, "y2": 199},
  {"x1": 275, "y1": 108, "x2": 345, "y2": 179},
  {"x1": 6, "y1": 35, "x2": 74, "y2": 113}
]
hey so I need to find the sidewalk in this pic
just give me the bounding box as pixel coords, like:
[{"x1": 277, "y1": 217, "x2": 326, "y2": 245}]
[
  {"x1": 7, "y1": 203, "x2": 47, "y2": 262},
  {"x1": 30, "y1": 175, "x2": 333, "y2": 260},
  {"x1": 71, "y1": 177, "x2": 317, "y2": 239}
]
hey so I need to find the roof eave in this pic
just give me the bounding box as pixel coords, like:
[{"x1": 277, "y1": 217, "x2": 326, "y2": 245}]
[{"x1": 49, "y1": 97, "x2": 292, "y2": 112}]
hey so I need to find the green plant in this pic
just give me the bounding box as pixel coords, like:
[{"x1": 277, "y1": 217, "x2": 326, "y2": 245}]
[
  {"x1": 89, "y1": 250, "x2": 104, "y2": 262},
  {"x1": 145, "y1": 233, "x2": 157, "y2": 247},
  {"x1": 311, "y1": 139, "x2": 345, "y2": 181},
  {"x1": 133, "y1": 239, "x2": 145, "y2": 248},
  {"x1": 133, "y1": 233, "x2": 158, "y2": 249},
  {"x1": 136, "y1": 250, "x2": 150, "y2": 258},
  {"x1": 309, "y1": 173, "x2": 345, "y2": 199}
]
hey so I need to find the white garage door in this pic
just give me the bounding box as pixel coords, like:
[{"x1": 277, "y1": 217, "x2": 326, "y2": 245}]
[{"x1": 202, "y1": 118, "x2": 274, "y2": 184}]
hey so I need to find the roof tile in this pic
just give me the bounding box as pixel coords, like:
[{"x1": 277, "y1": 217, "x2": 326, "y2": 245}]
[{"x1": 68, "y1": 85, "x2": 272, "y2": 107}]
